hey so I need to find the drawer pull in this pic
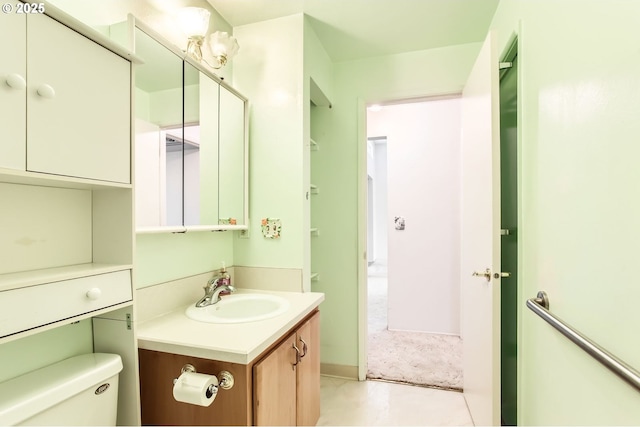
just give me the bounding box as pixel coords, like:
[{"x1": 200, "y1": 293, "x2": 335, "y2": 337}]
[
  {"x1": 86, "y1": 287, "x2": 102, "y2": 301},
  {"x1": 299, "y1": 337, "x2": 308, "y2": 359},
  {"x1": 292, "y1": 342, "x2": 301, "y2": 369}
]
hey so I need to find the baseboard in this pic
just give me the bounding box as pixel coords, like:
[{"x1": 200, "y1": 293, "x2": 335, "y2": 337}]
[{"x1": 320, "y1": 363, "x2": 359, "y2": 380}]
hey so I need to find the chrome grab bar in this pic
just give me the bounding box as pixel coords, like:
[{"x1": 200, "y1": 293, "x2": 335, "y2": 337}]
[{"x1": 527, "y1": 291, "x2": 640, "y2": 392}]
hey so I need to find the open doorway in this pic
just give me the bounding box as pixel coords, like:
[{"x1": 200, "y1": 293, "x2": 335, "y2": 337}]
[{"x1": 365, "y1": 98, "x2": 463, "y2": 391}]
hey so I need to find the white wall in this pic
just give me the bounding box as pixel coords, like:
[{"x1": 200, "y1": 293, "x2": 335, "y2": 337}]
[
  {"x1": 367, "y1": 98, "x2": 461, "y2": 334},
  {"x1": 373, "y1": 142, "x2": 388, "y2": 262}
]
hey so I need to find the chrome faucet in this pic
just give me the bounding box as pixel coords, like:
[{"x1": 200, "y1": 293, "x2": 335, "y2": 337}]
[{"x1": 195, "y1": 275, "x2": 236, "y2": 308}]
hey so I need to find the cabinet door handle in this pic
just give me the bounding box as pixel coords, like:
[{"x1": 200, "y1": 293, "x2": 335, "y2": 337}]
[
  {"x1": 299, "y1": 337, "x2": 308, "y2": 359},
  {"x1": 292, "y1": 342, "x2": 301, "y2": 369},
  {"x1": 6, "y1": 73, "x2": 26, "y2": 90},
  {"x1": 36, "y1": 84, "x2": 56, "y2": 99}
]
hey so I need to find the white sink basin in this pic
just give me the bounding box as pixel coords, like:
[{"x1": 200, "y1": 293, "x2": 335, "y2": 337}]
[{"x1": 185, "y1": 293, "x2": 290, "y2": 324}]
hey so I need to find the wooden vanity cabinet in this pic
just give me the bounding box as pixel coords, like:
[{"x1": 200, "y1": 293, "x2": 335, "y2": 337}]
[
  {"x1": 138, "y1": 350, "x2": 253, "y2": 426},
  {"x1": 138, "y1": 309, "x2": 320, "y2": 426}
]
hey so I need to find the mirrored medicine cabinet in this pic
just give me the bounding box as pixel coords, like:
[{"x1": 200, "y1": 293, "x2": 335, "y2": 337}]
[{"x1": 133, "y1": 21, "x2": 248, "y2": 233}]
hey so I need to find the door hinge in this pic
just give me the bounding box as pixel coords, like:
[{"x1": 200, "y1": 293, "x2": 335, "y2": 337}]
[
  {"x1": 499, "y1": 62, "x2": 513, "y2": 70},
  {"x1": 126, "y1": 313, "x2": 132, "y2": 330}
]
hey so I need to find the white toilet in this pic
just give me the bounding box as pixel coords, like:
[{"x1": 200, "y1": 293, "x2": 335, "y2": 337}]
[{"x1": 0, "y1": 353, "x2": 123, "y2": 426}]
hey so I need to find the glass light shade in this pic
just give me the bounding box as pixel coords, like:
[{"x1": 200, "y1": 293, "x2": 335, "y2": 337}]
[
  {"x1": 209, "y1": 31, "x2": 240, "y2": 59},
  {"x1": 177, "y1": 7, "x2": 211, "y2": 38}
]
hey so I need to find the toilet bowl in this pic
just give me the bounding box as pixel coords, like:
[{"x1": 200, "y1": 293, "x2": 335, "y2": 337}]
[{"x1": 0, "y1": 353, "x2": 123, "y2": 426}]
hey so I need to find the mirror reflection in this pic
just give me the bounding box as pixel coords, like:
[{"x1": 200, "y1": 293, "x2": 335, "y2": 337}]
[
  {"x1": 134, "y1": 27, "x2": 183, "y2": 228},
  {"x1": 183, "y1": 63, "x2": 202, "y2": 226}
]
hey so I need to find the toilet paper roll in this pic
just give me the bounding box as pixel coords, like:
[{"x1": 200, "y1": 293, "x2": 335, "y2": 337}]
[{"x1": 172, "y1": 371, "x2": 219, "y2": 407}]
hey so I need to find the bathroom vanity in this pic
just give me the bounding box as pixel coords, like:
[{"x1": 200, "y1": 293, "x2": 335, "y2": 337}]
[{"x1": 137, "y1": 288, "x2": 324, "y2": 426}]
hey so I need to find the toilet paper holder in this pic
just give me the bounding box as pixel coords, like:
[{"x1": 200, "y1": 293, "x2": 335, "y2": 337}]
[{"x1": 173, "y1": 364, "x2": 235, "y2": 395}]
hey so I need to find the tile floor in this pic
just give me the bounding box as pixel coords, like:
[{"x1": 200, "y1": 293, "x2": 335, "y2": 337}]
[
  {"x1": 317, "y1": 376, "x2": 474, "y2": 426},
  {"x1": 317, "y1": 260, "x2": 473, "y2": 425}
]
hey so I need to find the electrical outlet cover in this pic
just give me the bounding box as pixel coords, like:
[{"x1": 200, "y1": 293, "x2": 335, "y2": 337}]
[{"x1": 261, "y1": 218, "x2": 281, "y2": 239}]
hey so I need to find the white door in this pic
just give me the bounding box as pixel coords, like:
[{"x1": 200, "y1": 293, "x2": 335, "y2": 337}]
[{"x1": 460, "y1": 31, "x2": 501, "y2": 426}]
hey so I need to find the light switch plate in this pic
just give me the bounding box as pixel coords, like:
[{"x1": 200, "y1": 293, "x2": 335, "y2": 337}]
[{"x1": 261, "y1": 218, "x2": 282, "y2": 239}]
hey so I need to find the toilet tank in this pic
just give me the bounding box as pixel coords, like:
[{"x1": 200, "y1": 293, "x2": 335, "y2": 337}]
[{"x1": 0, "y1": 353, "x2": 123, "y2": 426}]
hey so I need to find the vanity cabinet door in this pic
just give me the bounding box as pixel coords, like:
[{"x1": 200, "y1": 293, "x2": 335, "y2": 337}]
[
  {"x1": 253, "y1": 331, "x2": 298, "y2": 426},
  {"x1": 253, "y1": 310, "x2": 321, "y2": 426},
  {"x1": 26, "y1": 13, "x2": 131, "y2": 183},
  {"x1": 0, "y1": 13, "x2": 26, "y2": 171},
  {"x1": 296, "y1": 311, "x2": 320, "y2": 426}
]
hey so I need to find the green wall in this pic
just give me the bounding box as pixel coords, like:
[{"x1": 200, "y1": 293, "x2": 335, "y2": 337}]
[
  {"x1": 0, "y1": 321, "x2": 93, "y2": 382},
  {"x1": 136, "y1": 232, "x2": 233, "y2": 288},
  {"x1": 490, "y1": 1, "x2": 640, "y2": 424},
  {"x1": 231, "y1": 15, "x2": 306, "y2": 270}
]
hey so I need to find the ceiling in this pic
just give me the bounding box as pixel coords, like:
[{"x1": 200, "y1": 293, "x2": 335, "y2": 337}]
[{"x1": 205, "y1": 0, "x2": 500, "y2": 62}]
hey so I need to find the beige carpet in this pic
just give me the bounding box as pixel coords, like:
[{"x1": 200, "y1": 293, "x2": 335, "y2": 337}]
[
  {"x1": 367, "y1": 266, "x2": 463, "y2": 391},
  {"x1": 367, "y1": 329, "x2": 463, "y2": 391}
]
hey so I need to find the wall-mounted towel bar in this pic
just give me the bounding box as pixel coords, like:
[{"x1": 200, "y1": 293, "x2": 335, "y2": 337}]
[{"x1": 527, "y1": 291, "x2": 640, "y2": 392}]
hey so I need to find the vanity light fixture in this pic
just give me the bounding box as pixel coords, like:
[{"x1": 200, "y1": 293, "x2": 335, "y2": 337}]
[
  {"x1": 177, "y1": 7, "x2": 211, "y2": 63},
  {"x1": 208, "y1": 31, "x2": 240, "y2": 69},
  {"x1": 176, "y1": 7, "x2": 239, "y2": 69}
]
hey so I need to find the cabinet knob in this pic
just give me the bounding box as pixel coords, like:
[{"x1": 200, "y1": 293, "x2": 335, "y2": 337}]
[
  {"x1": 36, "y1": 84, "x2": 56, "y2": 99},
  {"x1": 86, "y1": 287, "x2": 102, "y2": 301},
  {"x1": 6, "y1": 73, "x2": 26, "y2": 90}
]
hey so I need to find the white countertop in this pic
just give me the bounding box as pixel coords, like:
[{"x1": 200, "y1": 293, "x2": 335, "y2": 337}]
[{"x1": 137, "y1": 289, "x2": 324, "y2": 364}]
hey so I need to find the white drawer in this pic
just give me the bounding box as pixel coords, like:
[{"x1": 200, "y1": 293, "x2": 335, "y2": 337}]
[{"x1": 0, "y1": 270, "x2": 132, "y2": 338}]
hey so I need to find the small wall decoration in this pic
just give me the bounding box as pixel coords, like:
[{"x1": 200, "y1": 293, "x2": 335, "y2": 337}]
[
  {"x1": 219, "y1": 218, "x2": 237, "y2": 225},
  {"x1": 394, "y1": 216, "x2": 405, "y2": 231},
  {"x1": 261, "y1": 218, "x2": 282, "y2": 239}
]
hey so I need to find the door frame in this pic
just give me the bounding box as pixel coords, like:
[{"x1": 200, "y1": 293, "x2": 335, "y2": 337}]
[
  {"x1": 498, "y1": 35, "x2": 520, "y2": 425},
  {"x1": 356, "y1": 92, "x2": 468, "y2": 381}
]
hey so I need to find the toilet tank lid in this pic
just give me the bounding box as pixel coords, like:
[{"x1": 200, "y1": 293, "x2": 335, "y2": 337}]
[{"x1": 0, "y1": 353, "x2": 123, "y2": 426}]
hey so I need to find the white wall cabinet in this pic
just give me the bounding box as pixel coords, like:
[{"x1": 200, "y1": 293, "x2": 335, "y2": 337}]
[
  {"x1": 1, "y1": 12, "x2": 130, "y2": 184},
  {"x1": 0, "y1": 5, "x2": 139, "y2": 425}
]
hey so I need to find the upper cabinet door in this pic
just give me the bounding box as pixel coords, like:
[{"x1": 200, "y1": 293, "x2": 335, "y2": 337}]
[
  {"x1": 26, "y1": 14, "x2": 131, "y2": 184},
  {"x1": 218, "y1": 85, "x2": 247, "y2": 226},
  {"x1": 0, "y1": 13, "x2": 26, "y2": 171}
]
